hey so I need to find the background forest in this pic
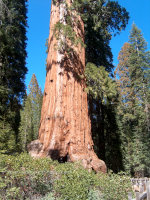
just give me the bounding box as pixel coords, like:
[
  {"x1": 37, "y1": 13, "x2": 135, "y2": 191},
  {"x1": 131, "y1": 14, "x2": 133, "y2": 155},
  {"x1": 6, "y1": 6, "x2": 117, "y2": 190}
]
[{"x1": 0, "y1": 1, "x2": 150, "y2": 198}]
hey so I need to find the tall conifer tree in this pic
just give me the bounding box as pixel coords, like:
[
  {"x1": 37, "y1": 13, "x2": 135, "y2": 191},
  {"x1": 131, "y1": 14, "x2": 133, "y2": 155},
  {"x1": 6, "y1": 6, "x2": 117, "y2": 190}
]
[
  {"x1": 28, "y1": 74, "x2": 43, "y2": 140},
  {"x1": 0, "y1": 0, "x2": 28, "y2": 152},
  {"x1": 115, "y1": 24, "x2": 150, "y2": 176},
  {"x1": 19, "y1": 74, "x2": 43, "y2": 152}
]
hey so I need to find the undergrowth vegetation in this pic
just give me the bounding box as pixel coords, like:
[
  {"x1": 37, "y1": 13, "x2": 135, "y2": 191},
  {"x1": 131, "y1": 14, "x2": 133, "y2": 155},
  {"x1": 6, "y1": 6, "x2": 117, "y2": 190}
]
[{"x1": 0, "y1": 153, "x2": 133, "y2": 200}]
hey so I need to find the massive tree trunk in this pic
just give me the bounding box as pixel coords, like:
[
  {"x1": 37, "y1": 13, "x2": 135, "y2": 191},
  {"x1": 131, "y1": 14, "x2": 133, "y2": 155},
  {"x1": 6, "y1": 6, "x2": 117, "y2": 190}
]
[{"x1": 28, "y1": 0, "x2": 106, "y2": 173}]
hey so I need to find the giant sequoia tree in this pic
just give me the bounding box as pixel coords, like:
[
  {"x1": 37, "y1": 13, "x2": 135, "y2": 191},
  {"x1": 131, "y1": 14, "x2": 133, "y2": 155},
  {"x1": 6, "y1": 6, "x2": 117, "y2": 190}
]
[
  {"x1": 28, "y1": 0, "x2": 106, "y2": 172},
  {"x1": 28, "y1": 0, "x2": 129, "y2": 172},
  {"x1": 0, "y1": 0, "x2": 28, "y2": 152}
]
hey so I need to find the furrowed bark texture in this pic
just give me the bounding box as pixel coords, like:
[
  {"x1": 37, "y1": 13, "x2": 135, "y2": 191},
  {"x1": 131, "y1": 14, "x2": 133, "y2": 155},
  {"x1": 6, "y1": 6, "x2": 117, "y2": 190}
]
[{"x1": 28, "y1": 0, "x2": 106, "y2": 173}]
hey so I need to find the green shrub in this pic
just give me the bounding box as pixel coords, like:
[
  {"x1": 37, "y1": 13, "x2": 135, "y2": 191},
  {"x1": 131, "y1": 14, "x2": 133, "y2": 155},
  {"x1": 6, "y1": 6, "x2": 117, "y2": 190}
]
[
  {"x1": 54, "y1": 162, "x2": 98, "y2": 200},
  {"x1": 54, "y1": 163, "x2": 133, "y2": 200},
  {"x1": 0, "y1": 153, "x2": 55, "y2": 199},
  {"x1": 97, "y1": 171, "x2": 133, "y2": 200},
  {"x1": 0, "y1": 153, "x2": 133, "y2": 200}
]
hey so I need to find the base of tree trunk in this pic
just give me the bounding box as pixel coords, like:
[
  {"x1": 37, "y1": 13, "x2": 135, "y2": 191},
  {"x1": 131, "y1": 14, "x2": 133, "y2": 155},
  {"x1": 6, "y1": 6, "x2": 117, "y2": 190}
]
[{"x1": 27, "y1": 139, "x2": 106, "y2": 173}]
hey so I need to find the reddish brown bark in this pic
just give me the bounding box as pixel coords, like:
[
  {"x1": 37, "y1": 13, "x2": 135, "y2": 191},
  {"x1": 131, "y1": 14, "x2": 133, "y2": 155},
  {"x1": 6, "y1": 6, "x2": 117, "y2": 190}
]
[{"x1": 28, "y1": 0, "x2": 106, "y2": 173}]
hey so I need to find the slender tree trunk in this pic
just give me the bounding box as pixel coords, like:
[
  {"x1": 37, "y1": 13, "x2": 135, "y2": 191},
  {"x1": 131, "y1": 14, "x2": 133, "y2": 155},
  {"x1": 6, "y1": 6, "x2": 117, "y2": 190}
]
[{"x1": 28, "y1": 0, "x2": 106, "y2": 173}]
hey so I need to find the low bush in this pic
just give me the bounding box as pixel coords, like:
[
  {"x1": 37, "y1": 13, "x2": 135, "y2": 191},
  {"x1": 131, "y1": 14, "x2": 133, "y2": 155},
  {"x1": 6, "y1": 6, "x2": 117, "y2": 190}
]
[
  {"x1": 54, "y1": 162, "x2": 99, "y2": 200},
  {"x1": 0, "y1": 153, "x2": 56, "y2": 199},
  {"x1": 54, "y1": 163, "x2": 133, "y2": 200},
  {"x1": 97, "y1": 171, "x2": 133, "y2": 200},
  {"x1": 0, "y1": 152, "x2": 133, "y2": 200}
]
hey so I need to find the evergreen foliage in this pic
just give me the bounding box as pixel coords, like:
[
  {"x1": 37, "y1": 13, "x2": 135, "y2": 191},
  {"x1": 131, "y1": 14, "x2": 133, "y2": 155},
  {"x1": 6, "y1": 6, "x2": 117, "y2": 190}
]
[
  {"x1": 19, "y1": 74, "x2": 43, "y2": 151},
  {"x1": 28, "y1": 74, "x2": 43, "y2": 140},
  {"x1": 0, "y1": 0, "x2": 28, "y2": 152},
  {"x1": 85, "y1": 63, "x2": 117, "y2": 100},
  {"x1": 84, "y1": 0, "x2": 129, "y2": 71},
  {"x1": 115, "y1": 24, "x2": 150, "y2": 176},
  {"x1": 85, "y1": 63, "x2": 123, "y2": 172}
]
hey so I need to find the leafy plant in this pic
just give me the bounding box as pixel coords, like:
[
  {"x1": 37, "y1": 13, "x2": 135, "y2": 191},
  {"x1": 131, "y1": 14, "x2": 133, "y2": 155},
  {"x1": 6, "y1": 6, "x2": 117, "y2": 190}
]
[
  {"x1": 0, "y1": 153, "x2": 55, "y2": 199},
  {"x1": 0, "y1": 153, "x2": 133, "y2": 200},
  {"x1": 54, "y1": 162, "x2": 132, "y2": 200}
]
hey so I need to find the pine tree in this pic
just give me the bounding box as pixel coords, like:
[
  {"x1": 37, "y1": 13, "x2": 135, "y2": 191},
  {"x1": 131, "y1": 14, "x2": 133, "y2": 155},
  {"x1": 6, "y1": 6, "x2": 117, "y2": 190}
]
[
  {"x1": 115, "y1": 24, "x2": 150, "y2": 176},
  {"x1": 28, "y1": 74, "x2": 43, "y2": 140},
  {"x1": 19, "y1": 74, "x2": 43, "y2": 152},
  {"x1": 0, "y1": 0, "x2": 28, "y2": 152},
  {"x1": 128, "y1": 24, "x2": 150, "y2": 176},
  {"x1": 115, "y1": 42, "x2": 137, "y2": 174}
]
